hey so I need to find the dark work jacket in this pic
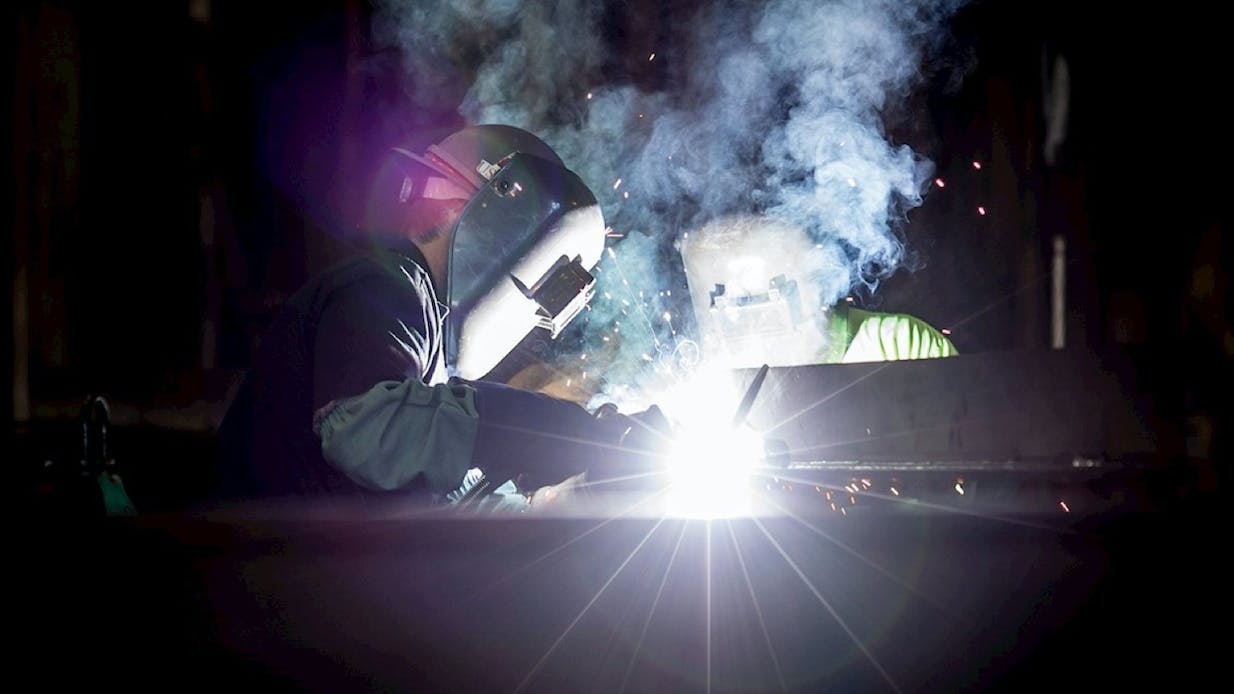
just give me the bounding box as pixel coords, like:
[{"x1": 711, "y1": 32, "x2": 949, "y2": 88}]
[{"x1": 216, "y1": 243, "x2": 446, "y2": 500}]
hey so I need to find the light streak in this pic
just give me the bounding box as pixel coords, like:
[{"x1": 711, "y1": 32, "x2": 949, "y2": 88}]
[
  {"x1": 648, "y1": 52, "x2": 656, "y2": 61},
  {"x1": 934, "y1": 178, "x2": 946, "y2": 188},
  {"x1": 513, "y1": 517, "x2": 668, "y2": 694},
  {"x1": 617, "y1": 521, "x2": 688, "y2": 694},
  {"x1": 972, "y1": 160, "x2": 982, "y2": 170},
  {"x1": 752, "y1": 517, "x2": 904, "y2": 693},
  {"x1": 941, "y1": 328, "x2": 952, "y2": 335},
  {"x1": 614, "y1": 178, "x2": 623, "y2": 190},
  {"x1": 977, "y1": 206, "x2": 987, "y2": 216},
  {"x1": 706, "y1": 521, "x2": 712, "y2": 694},
  {"x1": 1059, "y1": 500, "x2": 1070, "y2": 513},
  {"x1": 725, "y1": 521, "x2": 788, "y2": 692},
  {"x1": 460, "y1": 489, "x2": 668, "y2": 607}
]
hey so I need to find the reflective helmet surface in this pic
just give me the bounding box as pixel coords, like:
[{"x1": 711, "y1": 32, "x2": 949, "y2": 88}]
[{"x1": 393, "y1": 125, "x2": 606, "y2": 379}]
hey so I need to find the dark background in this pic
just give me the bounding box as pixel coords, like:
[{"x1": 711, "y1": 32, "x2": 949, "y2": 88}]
[
  {"x1": 5, "y1": 1, "x2": 1229, "y2": 690},
  {"x1": 7, "y1": 0, "x2": 1228, "y2": 440},
  {"x1": 5, "y1": 0, "x2": 1229, "y2": 519}
]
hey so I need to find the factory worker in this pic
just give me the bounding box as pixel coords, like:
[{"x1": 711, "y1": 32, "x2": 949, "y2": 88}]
[
  {"x1": 216, "y1": 124, "x2": 668, "y2": 509},
  {"x1": 681, "y1": 215, "x2": 958, "y2": 368}
]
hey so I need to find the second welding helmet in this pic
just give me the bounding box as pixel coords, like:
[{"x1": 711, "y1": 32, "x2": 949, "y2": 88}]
[
  {"x1": 681, "y1": 215, "x2": 850, "y2": 368},
  {"x1": 393, "y1": 125, "x2": 606, "y2": 379}
]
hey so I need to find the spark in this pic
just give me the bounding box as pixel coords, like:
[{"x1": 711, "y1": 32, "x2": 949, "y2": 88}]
[
  {"x1": 605, "y1": 244, "x2": 661, "y2": 349},
  {"x1": 972, "y1": 160, "x2": 982, "y2": 170},
  {"x1": 586, "y1": 91, "x2": 593, "y2": 100},
  {"x1": 648, "y1": 52, "x2": 656, "y2": 61},
  {"x1": 613, "y1": 178, "x2": 623, "y2": 190},
  {"x1": 954, "y1": 482, "x2": 965, "y2": 495},
  {"x1": 642, "y1": 354, "x2": 653, "y2": 362},
  {"x1": 603, "y1": 336, "x2": 610, "y2": 342},
  {"x1": 752, "y1": 518, "x2": 903, "y2": 693},
  {"x1": 934, "y1": 178, "x2": 946, "y2": 188},
  {"x1": 623, "y1": 191, "x2": 630, "y2": 199},
  {"x1": 760, "y1": 489, "x2": 952, "y2": 612},
  {"x1": 941, "y1": 328, "x2": 952, "y2": 335},
  {"x1": 1059, "y1": 500, "x2": 1070, "y2": 513},
  {"x1": 977, "y1": 206, "x2": 987, "y2": 216},
  {"x1": 580, "y1": 353, "x2": 588, "y2": 360},
  {"x1": 890, "y1": 487, "x2": 900, "y2": 496},
  {"x1": 847, "y1": 177, "x2": 857, "y2": 187},
  {"x1": 841, "y1": 507, "x2": 847, "y2": 516}
]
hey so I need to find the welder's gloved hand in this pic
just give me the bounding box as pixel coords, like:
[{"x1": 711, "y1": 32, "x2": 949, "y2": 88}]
[
  {"x1": 588, "y1": 402, "x2": 673, "y2": 489},
  {"x1": 465, "y1": 380, "x2": 670, "y2": 493}
]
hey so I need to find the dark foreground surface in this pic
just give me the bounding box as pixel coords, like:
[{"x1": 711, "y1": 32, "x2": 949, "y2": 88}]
[{"x1": 15, "y1": 488, "x2": 1227, "y2": 694}]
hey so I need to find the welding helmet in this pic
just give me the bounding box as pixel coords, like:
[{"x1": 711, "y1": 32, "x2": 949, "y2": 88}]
[
  {"x1": 681, "y1": 215, "x2": 847, "y2": 368},
  {"x1": 391, "y1": 125, "x2": 606, "y2": 379}
]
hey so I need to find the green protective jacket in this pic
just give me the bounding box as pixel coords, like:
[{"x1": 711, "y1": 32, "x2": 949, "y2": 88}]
[{"x1": 822, "y1": 305, "x2": 959, "y2": 364}]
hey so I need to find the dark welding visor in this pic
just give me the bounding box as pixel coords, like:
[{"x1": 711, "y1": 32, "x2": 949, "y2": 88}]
[{"x1": 445, "y1": 153, "x2": 605, "y2": 379}]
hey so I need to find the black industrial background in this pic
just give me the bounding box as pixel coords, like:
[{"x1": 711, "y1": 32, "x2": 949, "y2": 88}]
[{"x1": 6, "y1": 0, "x2": 1231, "y2": 691}]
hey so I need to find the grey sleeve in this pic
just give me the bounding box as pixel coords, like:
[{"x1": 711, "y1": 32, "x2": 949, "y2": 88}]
[{"x1": 314, "y1": 378, "x2": 481, "y2": 494}]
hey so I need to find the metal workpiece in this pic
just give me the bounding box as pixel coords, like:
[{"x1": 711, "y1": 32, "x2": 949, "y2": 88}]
[{"x1": 734, "y1": 349, "x2": 1160, "y2": 467}]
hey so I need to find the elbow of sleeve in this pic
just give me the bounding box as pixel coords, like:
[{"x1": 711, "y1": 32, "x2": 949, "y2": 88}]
[{"x1": 317, "y1": 380, "x2": 480, "y2": 494}]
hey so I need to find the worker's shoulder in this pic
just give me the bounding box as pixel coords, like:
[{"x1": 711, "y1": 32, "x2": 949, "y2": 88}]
[
  {"x1": 847, "y1": 308, "x2": 957, "y2": 360},
  {"x1": 317, "y1": 246, "x2": 433, "y2": 296}
]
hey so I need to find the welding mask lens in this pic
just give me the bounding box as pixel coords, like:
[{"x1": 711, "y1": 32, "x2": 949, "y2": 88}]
[{"x1": 444, "y1": 153, "x2": 603, "y2": 375}]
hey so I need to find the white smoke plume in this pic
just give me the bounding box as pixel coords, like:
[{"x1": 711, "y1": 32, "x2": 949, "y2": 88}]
[{"x1": 375, "y1": 0, "x2": 968, "y2": 406}]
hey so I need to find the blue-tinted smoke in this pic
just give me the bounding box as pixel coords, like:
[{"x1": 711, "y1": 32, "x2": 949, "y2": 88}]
[{"x1": 375, "y1": 0, "x2": 966, "y2": 406}]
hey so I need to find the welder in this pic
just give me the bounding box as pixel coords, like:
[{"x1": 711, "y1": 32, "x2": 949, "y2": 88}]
[
  {"x1": 682, "y1": 215, "x2": 957, "y2": 368},
  {"x1": 216, "y1": 124, "x2": 668, "y2": 510}
]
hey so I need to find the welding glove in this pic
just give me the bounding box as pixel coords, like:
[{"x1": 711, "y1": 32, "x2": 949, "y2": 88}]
[{"x1": 466, "y1": 379, "x2": 672, "y2": 493}]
